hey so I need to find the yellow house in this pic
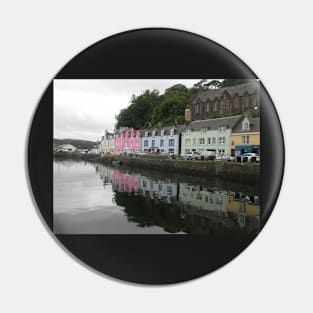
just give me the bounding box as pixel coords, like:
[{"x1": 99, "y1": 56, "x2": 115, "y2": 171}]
[{"x1": 231, "y1": 116, "x2": 260, "y2": 156}]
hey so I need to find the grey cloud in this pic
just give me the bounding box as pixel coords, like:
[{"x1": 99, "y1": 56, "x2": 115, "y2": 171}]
[{"x1": 54, "y1": 79, "x2": 200, "y2": 141}]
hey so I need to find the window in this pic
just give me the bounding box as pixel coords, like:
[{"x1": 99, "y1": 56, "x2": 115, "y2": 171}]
[
  {"x1": 185, "y1": 138, "x2": 191, "y2": 146},
  {"x1": 169, "y1": 139, "x2": 175, "y2": 147},
  {"x1": 212, "y1": 138, "x2": 216, "y2": 145},
  {"x1": 167, "y1": 185, "x2": 173, "y2": 195},
  {"x1": 185, "y1": 149, "x2": 191, "y2": 153},
  {"x1": 218, "y1": 137, "x2": 225, "y2": 145},
  {"x1": 160, "y1": 139, "x2": 164, "y2": 147},
  {"x1": 207, "y1": 138, "x2": 211, "y2": 145},
  {"x1": 242, "y1": 136, "x2": 250, "y2": 144},
  {"x1": 214, "y1": 101, "x2": 218, "y2": 112},
  {"x1": 218, "y1": 149, "x2": 225, "y2": 156},
  {"x1": 199, "y1": 138, "x2": 205, "y2": 145},
  {"x1": 168, "y1": 148, "x2": 174, "y2": 154},
  {"x1": 243, "y1": 121, "x2": 250, "y2": 131},
  {"x1": 151, "y1": 140, "x2": 155, "y2": 146},
  {"x1": 196, "y1": 102, "x2": 201, "y2": 113},
  {"x1": 144, "y1": 140, "x2": 148, "y2": 147}
]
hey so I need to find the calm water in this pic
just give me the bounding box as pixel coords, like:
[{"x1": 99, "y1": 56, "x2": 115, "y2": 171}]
[{"x1": 53, "y1": 160, "x2": 260, "y2": 234}]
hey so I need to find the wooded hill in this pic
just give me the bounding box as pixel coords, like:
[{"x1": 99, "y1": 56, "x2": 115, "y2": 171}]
[
  {"x1": 53, "y1": 138, "x2": 96, "y2": 150},
  {"x1": 115, "y1": 79, "x2": 253, "y2": 129}
]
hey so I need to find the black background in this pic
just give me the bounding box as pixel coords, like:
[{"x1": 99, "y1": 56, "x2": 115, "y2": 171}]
[{"x1": 27, "y1": 28, "x2": 284, "y2": 284}]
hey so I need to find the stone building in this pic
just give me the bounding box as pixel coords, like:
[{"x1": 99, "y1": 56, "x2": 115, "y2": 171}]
[{"x1": 189, "y1": 80, "x2": 260, "y2": 120}]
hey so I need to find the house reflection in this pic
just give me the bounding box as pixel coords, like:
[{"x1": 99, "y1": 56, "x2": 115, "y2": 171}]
[
  {"x1": 113, "y1": 169, "x2": 141, "y2": 193},
  {"x1": 93, "y1": 163, "x2": 260, "y2": 233},
  {"x1": 179, "y1": 183, "x2": 228, "y2": 214},
  {"x1": 227, "y1": 192, "x2": 260, "y2": 229},
  {"x1": 94, "y1": 164, "x2": 113, "y2": 188},
  {"x1": 140, "y1": 176, "x2": 177, "y2": 203}
]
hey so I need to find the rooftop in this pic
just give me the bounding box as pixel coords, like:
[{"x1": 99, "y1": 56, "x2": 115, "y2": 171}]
[
  {"x1": 194, "y1": 81, "x2": 260, "y2": 102},
  {"x1": 185, "y1": 115, "x2": 243, "y2": 131}
]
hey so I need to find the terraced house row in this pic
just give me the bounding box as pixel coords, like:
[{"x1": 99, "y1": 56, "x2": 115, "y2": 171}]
[
  {"x1": 98, "y1": 81, "x2": 260, "y2": 157},
  {"x1": 97, "y1": 114, "x2": 260, "y2": 157}
]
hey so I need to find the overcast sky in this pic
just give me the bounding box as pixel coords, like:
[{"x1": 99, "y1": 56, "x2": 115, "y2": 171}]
[{"x1": 54, "y1": 79, "x2": 201, "y2": 141}]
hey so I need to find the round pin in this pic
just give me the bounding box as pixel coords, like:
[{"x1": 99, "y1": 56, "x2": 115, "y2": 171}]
[{"x1": 28, "y1": 28, "x2": 284, "y2": 284}]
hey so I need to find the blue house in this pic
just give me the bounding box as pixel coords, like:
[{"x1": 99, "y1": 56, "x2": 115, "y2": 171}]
[{"x1": 141, "y1": 125, "x2": 185, "y2": 155}]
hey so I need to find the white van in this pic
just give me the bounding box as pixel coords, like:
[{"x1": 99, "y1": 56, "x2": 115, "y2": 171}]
[{"x1": 200, "y1": 149, "x2": 216, "y2": 161}]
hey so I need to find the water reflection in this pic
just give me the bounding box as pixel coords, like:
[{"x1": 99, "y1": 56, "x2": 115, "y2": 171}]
[{"x1": 54, "y1": 160, "x2": 260, "y2": 234}]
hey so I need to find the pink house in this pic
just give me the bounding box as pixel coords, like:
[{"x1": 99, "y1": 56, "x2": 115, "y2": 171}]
[
  {"x1": 114, "y1": 128, "x2": 142, "y2": 155},
  {"x1": 113, "y1": 169, "x2": 140, "y2": 193}
]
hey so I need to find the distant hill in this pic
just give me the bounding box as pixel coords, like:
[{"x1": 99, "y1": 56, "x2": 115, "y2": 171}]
[{"x1": 53, "y1": 138, "x2": 96, "y2": 150}]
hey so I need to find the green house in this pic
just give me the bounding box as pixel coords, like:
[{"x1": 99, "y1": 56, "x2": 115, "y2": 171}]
[{"x1": 180, "y1": 115, "x2": 242, "y2": 156}]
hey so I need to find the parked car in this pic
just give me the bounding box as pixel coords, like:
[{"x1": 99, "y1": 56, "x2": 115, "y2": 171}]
[
  {"x1": 183, "y1": 151, "x2": 201, "y2": 160},
  {"x1": 200, "y1": 149, "x2": 216, "y2": 160},
  {"x1": 240, "y1": 153, "x2": 260, "y2": 162},
  {"x1": 136, "y1": 151, "x2": 147, "y2": 156},
  {"x1": 221, "y1": 155, "x2": 235, "y2": 162}
]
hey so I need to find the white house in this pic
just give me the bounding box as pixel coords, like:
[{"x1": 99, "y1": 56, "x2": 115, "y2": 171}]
[
  {"x1": 55, "y1": 144, "x2": 77, "y2": 152},
  {"x1": 99, "y1": 130, "x2": 115, "y2": 156}
]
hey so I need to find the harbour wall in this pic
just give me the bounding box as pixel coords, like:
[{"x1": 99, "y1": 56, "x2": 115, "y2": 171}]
[{"x1": 53, "y1": 153, "x2": 260, "y2": 184}]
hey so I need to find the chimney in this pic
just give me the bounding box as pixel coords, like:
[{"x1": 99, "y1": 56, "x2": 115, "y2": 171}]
[{"x1": 185, "y1": 109, "x2": 192, "y2": 122}]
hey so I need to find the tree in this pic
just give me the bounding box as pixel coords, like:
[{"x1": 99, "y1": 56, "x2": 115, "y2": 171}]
[
  {"x1": 115, "y1": 81, "x2": 217, "y2": 129},
  {"x1": 220, "y1": 79, "x2": 251, "y2": 88},
  {"x1": 115, "y1": 89, "x2": 160, "y2": 129}
]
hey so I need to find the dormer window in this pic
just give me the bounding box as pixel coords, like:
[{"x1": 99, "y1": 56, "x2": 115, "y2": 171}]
[
  {"x1": 242, "y1": 120, "x2": 250, "y2": 131},
  {"x1": 219, "y1": 126, "x2": 226, "y2": 132}
]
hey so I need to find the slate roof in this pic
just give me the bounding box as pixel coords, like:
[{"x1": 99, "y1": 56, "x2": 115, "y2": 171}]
[
  {"x1": 140, "y1": 124, "x2": 186, "y2": 136},
  {"x1": 185, "y1": 115, "x2": 243, "y2": 132},
  {"x1": 194, "y1": 81, "x2": 260, "y2": 103}
]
